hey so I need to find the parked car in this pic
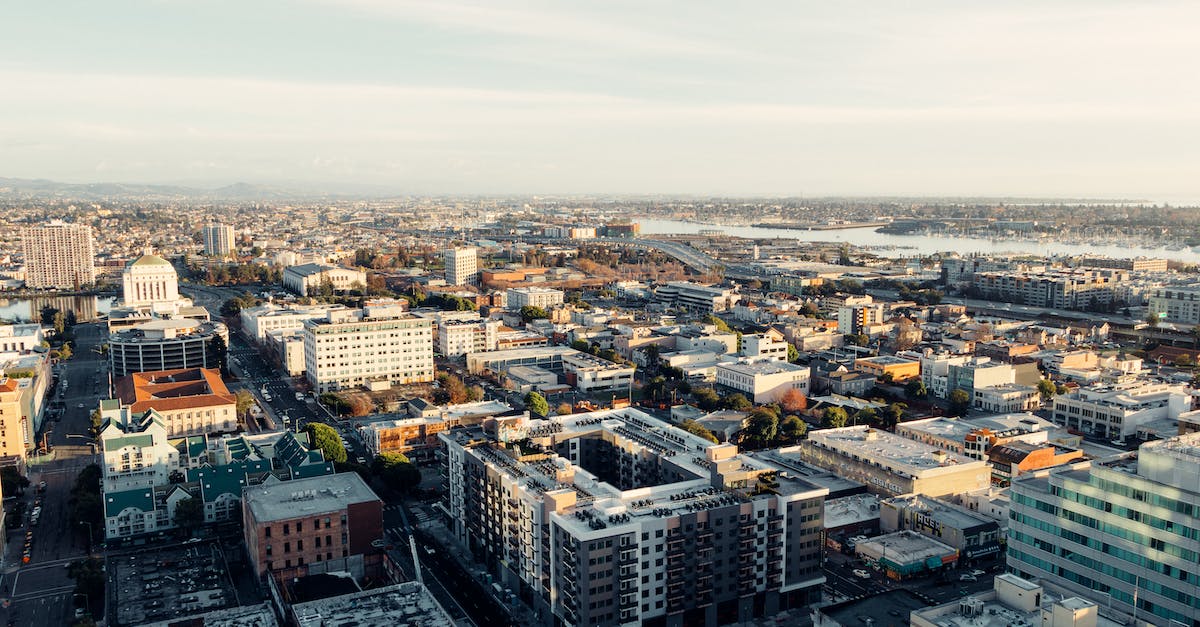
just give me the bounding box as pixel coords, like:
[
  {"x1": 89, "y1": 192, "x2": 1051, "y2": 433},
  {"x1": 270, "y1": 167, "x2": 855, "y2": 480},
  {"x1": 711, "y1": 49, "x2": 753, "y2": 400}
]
[
  {"x1": 852, "y1": 569, "x2": 871, "y2": 579},
  {"x1": 959, "y1": 574, "x2": 978, "y2": 582}
]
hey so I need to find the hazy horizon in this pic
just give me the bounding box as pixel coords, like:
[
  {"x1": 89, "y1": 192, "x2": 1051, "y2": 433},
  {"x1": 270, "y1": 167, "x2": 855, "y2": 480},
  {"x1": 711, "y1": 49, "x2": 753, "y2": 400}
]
[{"x1": 4, "y1": 1, "x2": 1199, "y2": 200}]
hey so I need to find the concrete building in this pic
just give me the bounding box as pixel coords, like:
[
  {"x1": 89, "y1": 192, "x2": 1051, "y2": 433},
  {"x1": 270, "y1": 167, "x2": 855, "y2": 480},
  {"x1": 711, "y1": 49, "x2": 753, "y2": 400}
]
[
  {"x1": 652, "y1": 281, "x2": 741, "y2": 314},
  {"x1": 1050, "y1": 380, "x2": 1193, "y2": 439},
  {"x1": 1077, "y1": 256, "x2": 1168, "y2": 273},
  {"x1": 795, "y1": 426, "x2": 991, "y2": 497},
  {"x1": 1007, "y1": 433, "x2": 1200, "y2": 626},
  {"x1": 290, "y1": 582, "x2": 453, "y2": 627},
  {"x1": 813, "y1": 589, "x2": 933, "y2": 627},
  {"x1": 438, "y1": 317, "x2": 502, "y2": 357},
  {"x1": 465, "y1": 345, "x2": 580, "y2": 376},
  {"x1": 240, "y1": 302, "x2": 346, "y2": 343},
  {"x1": 740, "y1": 329, "x2": 789, "y2": 362},
  {"x1": 202, "y1": 223, "x2": 235, "y2": 257},
  {"x1": 444, "y1": 246, "x2": 478, "y2": 287},
  {"x1": 357, "y1": 400, "x2": 512, "y2": 462},
  {"x1": 561, "y1": 352, "x2": 635, "y2": 394},
  {"x1": 837, "y1": 303, "x2": 886, "y2": 336},
  {"x1": 910, "y1": 574, "x2": 1108, "y2": 627},
  {"x1": 111, "y1": 368, "x2": 237, "y2": 437},
  {"x1": 0, "y1": 323, "x2": 45, "y2": 354},
  {"x1": 108, "y1": 319, "x2": 229, "y2": 378},
  {"x1": 506, "y1": 286, "x2": 565, "y2": 310},
  {"x1": 971, "y1": 383, "x2": 1041, "y2": 414},
  {"x1": 1148, "y1": 284, "x2": 1200, "y2": 324},
  {"x1": 716, "y1": 361, "x2": 810, "y2": 404},
  {"x1": 987, "y1": 441, "x2": 1084, "y2": 486},
  {"x1": 21, "y1": 220, "x2": 96, "y2": 289},
  {"x1": 919, "y1": 351, "x2": 971, "y2": 400},
  {"x1": 302, "y1": 305, "x2": 434, "y2": 393},
  {"x1": 880, "y1": 494, "x2": 1003, "y2": 563},
  {"x1": 897, "y1": 414, "x2": 1060, "y2": 460},
  {"x1": 121, "y1": 254, "x2": 181, "y2": 310},
  {"x1": 853, "y1": 355, "x2": 920, "y2": 382},
  {"x1": 854, "y1": 531, "x2": 958, "y2": 579},
  {"x1": 971, "y1": 269, "x2": 1129, "y2": 310},
  {"x1": 243, "y1": 472, "x2": 384, "y2": 583},
  {"x1": 439, "y1": 408, "x2": 828, "y2": 627},
  {"x1": 283, "y1": 263, "x2": 367, "y2": 296}
]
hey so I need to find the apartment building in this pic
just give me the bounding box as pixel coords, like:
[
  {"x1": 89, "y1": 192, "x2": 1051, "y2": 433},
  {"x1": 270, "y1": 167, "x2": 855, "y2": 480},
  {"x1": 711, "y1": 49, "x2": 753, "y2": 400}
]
[
  {"x1": 794, "y1": 426, "x2": 990, "y2": 497},
  {"x1": 972, "y1": 269, "x2": 1129, "y2": 310},
  {"x1": 1077, "y1": 256, "x2": 1168, "y2": 272},
  {"x1": 1050, "y1": 380, "x2": 1194, "y2": 440},
  {"x1": 243, "y1": 472, "x2": 384, "y2": 583},
  {"x1": 740, "y1": 330, "x2": 789, "y2": 362},
  {"x1": 302, "y1": 305, "x2": 434, "y2": 393},
  {"x1": 444, "y1": 247, "x2": 479, "y2": 287},
  {"x1": 357, "y1": 400, "x2": 513, "y2": 461},
  {"x1": 507, "y1": 286, "x2": 565, "y2": 310},
  {"x1": 837, "y1": 303, "x2": 886, "y2": 336},
  {"x1": 652, "y1": 281, "x2": 741, "y2": 314},
  {"x1": 1148, "y1": 285, "x2": 1200, "y2": 324},
  {"x1": 561, "y1": 352, "x2": 635, "y2": 393},
  {"x1": 282, "y1": 263, "x2": 367, "y2": 296},
  {"x1": 240, "y1": 303, "x2": 347, "y2": 343},
  {"x1": 1007, "y1": 434, "x2": 1200, "y2": 626},
  {"x1": 438, "y1": 318, "x2": 502, "y2": 357},
  {"x1": 439, "y1": 409, "x2": 827, "y2": 627},
  {"x1": 853, "y1": 355, "x2": 920, "y2": 382},
  {"x1": 202, "y1": 223, "x2": 236, "y2": 257},
  {"x1": 716, "y1": 361, "x2": 810, "y2": 404},
  {"x1": 22, "y1": 220, "x2": 96, "y2": 289}
]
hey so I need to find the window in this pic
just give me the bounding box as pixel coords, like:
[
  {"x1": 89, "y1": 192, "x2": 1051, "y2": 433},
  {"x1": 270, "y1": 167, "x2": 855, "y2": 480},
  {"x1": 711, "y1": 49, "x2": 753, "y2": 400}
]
[
  {"x1": 284, "y1": 523, "x2": 290, "y2": 535},
  {"x1": 265, "y1": 526, "x2": 272, "y2": 538}
]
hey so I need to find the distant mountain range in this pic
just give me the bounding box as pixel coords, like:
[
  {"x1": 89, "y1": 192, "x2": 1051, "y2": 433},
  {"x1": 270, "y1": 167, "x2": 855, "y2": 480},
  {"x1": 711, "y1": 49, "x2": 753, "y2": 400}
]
[{"x1": 0, "y1": 177, "x2": 405, "y2": 201}]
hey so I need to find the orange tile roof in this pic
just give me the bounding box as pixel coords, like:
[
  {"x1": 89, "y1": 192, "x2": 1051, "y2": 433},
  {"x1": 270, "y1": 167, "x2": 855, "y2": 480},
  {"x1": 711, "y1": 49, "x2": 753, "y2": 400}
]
[{"x1": 115, "y1": 368, "x2": 236, "y2": 413}]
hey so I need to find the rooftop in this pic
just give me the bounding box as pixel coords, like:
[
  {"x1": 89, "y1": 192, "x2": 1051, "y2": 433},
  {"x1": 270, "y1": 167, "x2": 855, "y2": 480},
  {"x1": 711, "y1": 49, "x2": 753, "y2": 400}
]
[
  {"x1": 824, "y1": 493, "x2": 880, "y2": 528},
  {"x1": 806, "y1": 426, "x2": 985, "y2": 476},
  {"x1": 855, "y1": 530, "x2": 957, "y2": 565},
  {"x1": 717, "y1": 360, "x2": 808, "y2": 376},
  {"x1": 291, "y1": 582, "x2": 453, "y2": 627},
  {"x1": 115, "y1": 368, "x2": 235, "y2": 413},
  {"x1": 882, "y1": 494, "x2": 998, "y2": 532},
  {"x1": 244, "y1": 472, "x2": 379, "y2": 523},
  {"x1": 139, "y1": 602, "x2": 278, "y2": 627}
]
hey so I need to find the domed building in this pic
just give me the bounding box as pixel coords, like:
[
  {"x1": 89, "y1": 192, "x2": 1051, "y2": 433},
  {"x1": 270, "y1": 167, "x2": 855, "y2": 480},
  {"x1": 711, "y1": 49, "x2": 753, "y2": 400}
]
[{"x1": 122, "y1": 253, "x2": 180, "y2": 308}]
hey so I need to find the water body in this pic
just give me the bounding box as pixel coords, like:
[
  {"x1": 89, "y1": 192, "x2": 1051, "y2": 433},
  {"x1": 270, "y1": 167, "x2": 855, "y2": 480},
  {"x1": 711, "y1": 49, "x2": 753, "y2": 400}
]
[
  {"x1": 0, "y1": 295, "x2": 120, "y2": 323},
  {"x1": 636, "y1": 218, "x2": 1200, "y2": 263}
]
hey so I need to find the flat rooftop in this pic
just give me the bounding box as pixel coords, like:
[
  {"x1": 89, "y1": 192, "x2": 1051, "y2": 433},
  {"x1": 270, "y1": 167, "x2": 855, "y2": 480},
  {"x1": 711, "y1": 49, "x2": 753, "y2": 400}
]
[
  {"x1": 717, "y1": 360, "x2": 807, "y2": 376},
  {"x1": 807, "y1": 426, "x2": 984, "y2": 476},
  {"x1": 882, "y1": 494, "x2": 997, "y2": 532},
  {"x1": 824, "y1": 493, "x2": 880, "y2": 529},
  {"x1": 244, "y1": 472, "x2": 379, "y2": 523},
  {"x1": 857, "y1": 355, "x2": 918, "y2": 365},
  {"x1": 911, "y1": 574, "x2": 1125, "y2": 627},
  {"x1": 855, "y1": 530, "x2": 956, "y2": 565},
  {"x1": 291, "y1": 582, "x2": 453, "y2": 627},
  {"x1": 140, "y1": 602, "x2": 278, "y2": 627}
]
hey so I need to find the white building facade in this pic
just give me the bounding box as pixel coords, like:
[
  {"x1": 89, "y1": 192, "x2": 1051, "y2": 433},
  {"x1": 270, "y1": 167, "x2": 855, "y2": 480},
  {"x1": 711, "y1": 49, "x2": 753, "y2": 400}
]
[
  {"x1": 716, "y1": 361, "x2": 810, "y2": 404},
  {"x1": 203, "y1": 223, "x2": 236, "y2": 257},
  {"x1": 506, "y1": 287, "x2": 565, "y2": 310},
  {"x1": 303, "y1": 306, "x2": 434, "y2": 393},
  {"x1": 444, "y1": 247, "x2": 478, "y2": 287},
  {"x1": 22, "y1": 220, "x2": 96, "y2": 289}
]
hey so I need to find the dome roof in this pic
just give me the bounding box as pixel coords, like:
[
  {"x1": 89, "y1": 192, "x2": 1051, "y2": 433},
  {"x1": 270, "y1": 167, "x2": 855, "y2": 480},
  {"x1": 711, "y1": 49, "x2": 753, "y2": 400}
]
[{"x1": 128, "y1": 254, "x2": 174, "y2": 268}]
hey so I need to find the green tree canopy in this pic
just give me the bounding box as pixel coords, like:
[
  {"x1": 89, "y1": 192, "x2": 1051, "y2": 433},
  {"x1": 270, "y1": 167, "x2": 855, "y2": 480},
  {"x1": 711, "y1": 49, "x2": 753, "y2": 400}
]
[
  {"x1": 173, "y1": 496, "x2": 205, "y2": 532},
  {"x1": 693, "y1": 387, "x2": 721, "y2": 411},
  {"x1": 904, "y1": 379, "x2": 928, "y2": 399},
  {"x1": 786, "y1": 344, "x2": 801, "y2": 364},
  {"x1": 745, "y1": 409, "x2": 780, "y2": 446},
  {"x1": 520, "y1": 305, "x2": 549, "y2": 322},
  {"x1": 780, "y1": 415, "x2": 807, "y2": 441},
  {"x1": 722, "y1": 393, "x2": 754, "y2": 412},
  {"x1": 679, "y1": 419, "x2": 718, "y2": 443},
  {"x1": 525, "y1": 391, "x2": 550, "y2": 417},
  {"x1": 371, "y1": 452, "x2": 422, "y2": 493},
  {"x1": 1, "y1": 466, "x2": 30, "y2": 497},
  {"x1": 702, "y1": 314, "x2": 732, "y2": 333},
  {"x1": 949, "y1": 388, "x2": 971, "y2": 416},
  {"x1": 822, "y1": 407, "x2": 849, "y2": 429},
  {"x1": 305, "y1": 423, "x2": 348, "y2": 463},
  {"x1": 1036, "y1": 379, "x2": 1057, "y2": 401}
]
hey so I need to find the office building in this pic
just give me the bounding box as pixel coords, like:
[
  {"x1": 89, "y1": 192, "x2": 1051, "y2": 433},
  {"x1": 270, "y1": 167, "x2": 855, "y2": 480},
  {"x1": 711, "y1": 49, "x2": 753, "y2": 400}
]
[
  {"x1": 444, "y1": 247, "x2": 479, "y2": 287},
  {"x1": 1148, "y1": 284, "x2": 1200, "y2": 324},
  {"x1": 506, "y1": 286, "x2": 565, "y2": 311},
  {"x1": 240, "y1": 302, "x2": 347, "y2": 343},
  {"x1": 112, "y1": 368, "x2": 237, "y2": 437},
  {"x1": 465, "y1": 345, "x2": 580, "y2": 376},
  {"x1": 440, "y1": 408, "x2": 828, "y2": 627},
  {"x1": 437, "y1": 317, "x2": 502, "y2": 357},
  {"x1": 880, "y1": 494, "x2": 1003, "y2": 563},
  {"x1": 1050, "y1": 380, "x2": 1193, "y2": 440},
  {"x1": 243, "y1": 472, "x2": 384, "y2": 583},
  {"x1": 0, "y1": 323, "x2": 45, "y2": 354},
  {"x1": 302, "y1": 305, "x2": 434, "y2": 393},
  {"x1": 716, "y1": 361, "x2": 810, "y2": 404},
  {"x1": 1007, "y1": 433, "x2": 1200, "y2": 626},
  {"x1": 108, "y1": 319, "x2": 229, "y2": 377},
  {"x1": 652, "y1": 281, "x2": 741, "y2": 314},
  {"x1": 794, "y1": 426, "x2": 991, "y2": 497},
  {"x1": 282, "y1": 263, "x2": 367, "y2": 296},
  {"x1": 853, "y1": 355, "x2": 920, "y2": 382},
  {"x1": 740, "y1": 330, "x2": 789, "y2": 362},
  {"x1": 21, "y1": 220, "x2": 96, "y2": 289},
  {"x1": 910, "y1": 574, "x2": 1105, "y2": 627},
  {"x1": 202, "y1": 223, "x2": 236, "y2": 257}
]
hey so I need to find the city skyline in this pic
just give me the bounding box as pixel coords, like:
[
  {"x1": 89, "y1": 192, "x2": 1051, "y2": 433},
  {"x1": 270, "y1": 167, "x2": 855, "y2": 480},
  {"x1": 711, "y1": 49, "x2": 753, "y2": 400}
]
[{"x1": 4, "y1": 1, "x2": 1199, "y2": 199}]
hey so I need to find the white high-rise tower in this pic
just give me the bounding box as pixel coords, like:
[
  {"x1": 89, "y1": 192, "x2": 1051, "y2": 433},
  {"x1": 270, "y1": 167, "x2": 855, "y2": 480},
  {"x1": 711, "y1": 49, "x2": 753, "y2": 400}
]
[{"x1": 22, "y1": 220, "x2": 96, "y2": 289}]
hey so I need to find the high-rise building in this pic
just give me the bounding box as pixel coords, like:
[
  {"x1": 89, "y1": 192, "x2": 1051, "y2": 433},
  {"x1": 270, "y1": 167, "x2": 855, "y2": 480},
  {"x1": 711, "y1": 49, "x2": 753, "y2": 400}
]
[
  {"x1": 1007, "y1": 433, "x2": 1200, "y2": 626},
  {"x1": 302, "y1": 304, "x2": 434, "y2": 393},
  {"x1": 21, "y1": 220, "x2": 96, "y2": 289},
  {"x1": 121, "y1": 254, "x2": 180, "y2": 308},
  {"x1": 203, "y1": 223, "x2": 236, "y2": 257},
  {"x1": 444, "y1": 247, "x2": 478, "y2": 286}
]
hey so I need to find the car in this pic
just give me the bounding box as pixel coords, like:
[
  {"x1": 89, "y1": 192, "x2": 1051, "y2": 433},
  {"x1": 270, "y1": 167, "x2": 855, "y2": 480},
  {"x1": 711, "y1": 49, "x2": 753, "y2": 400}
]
[
  {"x1": 77, "y1": 403, "x2": 85, "y2": 409},
  {"x1": 262, "y1": 394, "x2": 272, "y2": 402},
  {"x1": 959, "y1": 574, "x2": 978, "y2": 582},
  {"x1": 295, "y1": 392, "x2": 305, "y2": 401},
  {"x1": 852, "y1": 569, "x2": 871, "y2": 579},
  {"x1": 969, "y1": 569, "x2": 986, "y2": 577}
]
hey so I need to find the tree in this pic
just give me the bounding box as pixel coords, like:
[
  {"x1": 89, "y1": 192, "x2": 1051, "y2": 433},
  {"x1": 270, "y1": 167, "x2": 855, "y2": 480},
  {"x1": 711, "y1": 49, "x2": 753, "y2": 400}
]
[
  {"x1": 702, "y1": 314, "x2": 732, "y2": 333},
  {"x1": 1145, "y1": 312, "x2": 1160, "y2": 328},
  {"x1": 570, "y1": 339, "x2": 591, "y2": 353},
  {"x1": 680, "y1": 419, "x2": 719, "y2": 443},
  {"x1": 780, "y1": 415, "x2": 807, "y2": 441},
  {"x1": 883, "y1": 403, "x2": 907, "y2": 429},
  {"x1": 822, "y1": 407, "x2": 849, "y2": 429},
  {"x1": 904, "y1": 379, "x2": 928, "y2": 400},
  {"x1": 305, "y1": 423, "x2": 347, "y2": 463},
  {"x1": 442, "y1": 374, "x2": 469, "y2": 404},
  {"x1": 745, "y1": 409, "x2": 780, "y2": 446},
  {"x1": 949, "y1": 388, "x2": 971, "y2": 416},
  {"x1": 467, "y1": 384, "x2": 485, "y2": 402},
  {"x1": 219, "y1": 298, "x2": 243, "y2": 318},
  {"x1": 1036, "y1": 379, "x2": 1057, "y2": 402},
  {"x1": 722, "y1": 393, "x2": 753, "y2": 412},
  {"x1": 235, "y1": 390, "x2": 256, "y2": 419},
  {"x1": 348, "y1": 395, "x2": 373, "y2": 417},
  {"x1": 520, "y1": 306, "x2": 549, "y2": 322},
  {"x1": 854, "y1": 406, "x2": 877, "y2": 426},
  {"x1": 371, "y1": 452, "x2": 422, "y2": 493},
  {"x1": 67, "y1": 558, "x2": 105, "y2": 619},
  {"x1": 208, "y1": 333, "x2": 228, "y2": 373},
  {"x1": 786, "y1": 344, "x2": 801, "y2": 364},
  {"x1": 693, "y1": 387, "x2": 721, "y2": 411},
  {"x1": 846, "y1": 333, "x2": 870, "y2": 347},
  {"x1": 69, "y1": 464, "x2": 103, "y2": 532},
  {"x1": 780, "y1": 388, "x2": 807, "y2": 414},
  {"x1": 643, "y1": 376, "x2": 667, "y2": 402},
  {"x1": 525, "y1": 391, "x2": 549, "y2": 418},
  {"x1": 173, "y1": 496, "x2": 205, "y2": 533},
  {"x1": 1, "y1": 466, "x2": 30, "y2": 497},
  {"x1": 555, "y1": 403, "x2": 573, "y2": 416}
]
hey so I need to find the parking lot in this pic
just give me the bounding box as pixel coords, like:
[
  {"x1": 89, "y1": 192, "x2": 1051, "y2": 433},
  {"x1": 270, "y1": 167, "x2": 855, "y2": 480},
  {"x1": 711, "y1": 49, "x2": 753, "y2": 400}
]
[{"x1": 108, "y1": 540, "x2": 241, "y2": 626}]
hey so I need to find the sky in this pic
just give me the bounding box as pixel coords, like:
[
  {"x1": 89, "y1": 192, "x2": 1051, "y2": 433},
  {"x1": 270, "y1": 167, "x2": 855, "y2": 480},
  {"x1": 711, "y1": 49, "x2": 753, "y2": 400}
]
[{"x1": 2, "y1": 1, "x2": 1198, "y2": 198}]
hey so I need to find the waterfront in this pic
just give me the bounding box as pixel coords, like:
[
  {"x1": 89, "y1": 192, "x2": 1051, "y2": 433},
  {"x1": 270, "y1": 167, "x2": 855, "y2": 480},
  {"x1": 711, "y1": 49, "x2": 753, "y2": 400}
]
[
  {"x1": 636, "y1": 218, "x2": 1200, "y2": 263},
  {"x1": 0, "y1": 295, "x2": 120, "y2": 322}
]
